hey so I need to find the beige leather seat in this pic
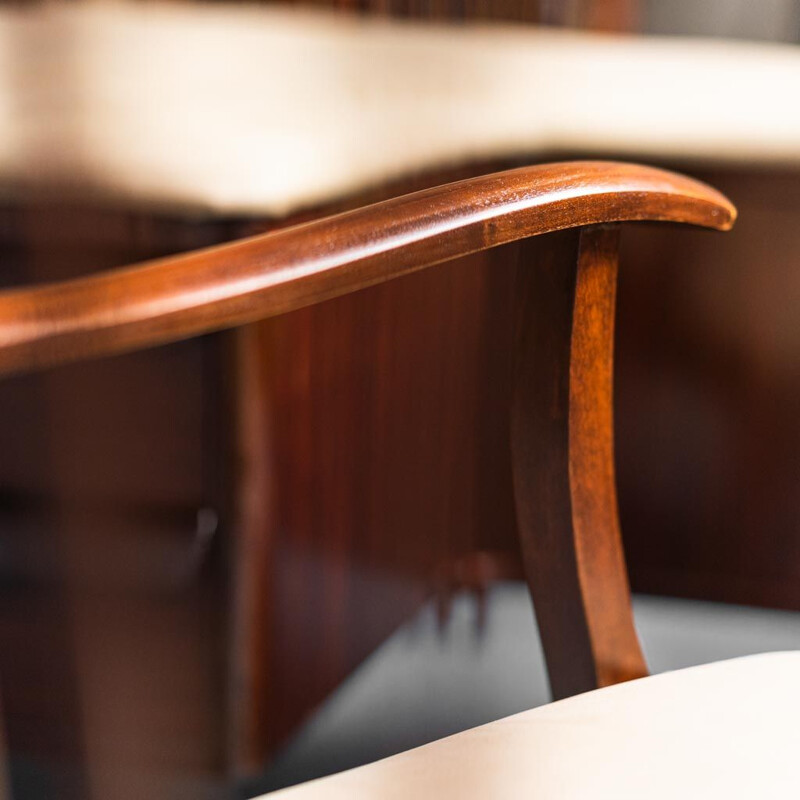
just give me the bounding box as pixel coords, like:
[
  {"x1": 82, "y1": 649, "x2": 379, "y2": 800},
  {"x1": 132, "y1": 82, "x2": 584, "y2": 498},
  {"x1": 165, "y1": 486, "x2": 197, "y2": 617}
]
[{"x1": 263, "y1": 652, "x2": 800, "y2": 798}]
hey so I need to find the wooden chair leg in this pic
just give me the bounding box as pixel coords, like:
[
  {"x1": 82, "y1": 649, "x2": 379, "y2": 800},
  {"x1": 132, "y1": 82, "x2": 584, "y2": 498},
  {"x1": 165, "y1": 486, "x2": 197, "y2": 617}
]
[{"x1": 511, "y1": 226, "x2": 648, "y2": 701}]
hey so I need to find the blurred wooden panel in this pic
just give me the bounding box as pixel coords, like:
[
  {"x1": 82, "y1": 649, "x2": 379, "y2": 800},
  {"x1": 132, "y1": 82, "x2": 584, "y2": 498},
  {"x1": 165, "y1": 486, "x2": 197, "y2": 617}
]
[
  {"x1": 247, "y1": 0, "x2": 638, "y2": 28},
  {"x1": 0, "y1": 205, "x2": 231, "y2": 799},
  {"x1": 232, "y1": 243, "x2": 521, "y2": 769},
  {"x1": 617, "y1": 167, "x2": 800, "y2": 609}
]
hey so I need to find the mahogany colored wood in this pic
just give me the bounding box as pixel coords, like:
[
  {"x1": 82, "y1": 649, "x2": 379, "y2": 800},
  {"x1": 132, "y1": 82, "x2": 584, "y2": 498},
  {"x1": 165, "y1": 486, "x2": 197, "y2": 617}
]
[
  {"x1": 0, "y1": 206, "x2": 232, "y2": 800},
  {"x1": 0, "y1": 162, "x2": 734, "y2": 377},
  {"x1": 0, "y1": 162, "x2": 735, "y2": 787},
  {"x1": 616, "y1": 166, "x2": 800, "y2": 610},
  {"x1": 511, "y1": 226, "x2": 647, "y2": 700},
  {"x1": 281, "y1": 0, "x2": 635, "y2": 30},
  {"x1": 232, "y1": 247, "x2": 521, "y2": 772}
]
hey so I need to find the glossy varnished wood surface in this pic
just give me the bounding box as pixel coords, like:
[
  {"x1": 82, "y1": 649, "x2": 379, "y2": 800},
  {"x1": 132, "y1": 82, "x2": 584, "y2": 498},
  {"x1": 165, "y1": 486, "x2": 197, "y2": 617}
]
[
  {"x1": 0, "y1": 162, "x2": 734, "y2": 376},
  {"x1": 231, "y1": 248, "x2": 523, "y2": 771},
  {"x1": 0, "y1": 161, "x2": 736, "y2": 788},
  {"x1": 511, "y1": 227, "x2": 647, "y2": 700}
]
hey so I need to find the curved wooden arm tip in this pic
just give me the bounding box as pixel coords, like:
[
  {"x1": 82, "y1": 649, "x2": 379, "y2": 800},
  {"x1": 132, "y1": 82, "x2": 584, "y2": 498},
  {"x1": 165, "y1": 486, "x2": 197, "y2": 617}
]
[{"x1": 0, "y1": 161, "x2": 734, "y2": 375}]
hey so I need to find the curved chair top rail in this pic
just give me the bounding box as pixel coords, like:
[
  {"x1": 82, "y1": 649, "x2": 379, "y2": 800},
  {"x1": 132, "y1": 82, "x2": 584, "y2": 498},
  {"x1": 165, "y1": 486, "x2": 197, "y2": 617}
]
[{"x1": 0, "y1": 161, "x2": 735, "y2": 376}]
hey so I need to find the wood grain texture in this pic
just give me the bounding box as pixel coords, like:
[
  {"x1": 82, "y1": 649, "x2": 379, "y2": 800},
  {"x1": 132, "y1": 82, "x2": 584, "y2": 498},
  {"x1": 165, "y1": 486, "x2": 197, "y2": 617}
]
[
  {"x1": 511, "y1": 227, "x2": 647, "y2": 700},
  {"x1": 230, "y1": 246, "x2": 524, "y2": 772},
  {"x1": 0, "y1": 162, "x2": 734, "y2": 376},
  {"x1": 0, "y1": 161, "x2": 736, "y2": 782}
]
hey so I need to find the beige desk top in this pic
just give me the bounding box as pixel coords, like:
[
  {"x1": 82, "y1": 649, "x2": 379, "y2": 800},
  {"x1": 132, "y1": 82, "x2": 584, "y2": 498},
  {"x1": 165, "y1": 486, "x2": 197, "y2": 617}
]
[{"x1": 2, "y1": 2, "x2": 799, "y2": 217}]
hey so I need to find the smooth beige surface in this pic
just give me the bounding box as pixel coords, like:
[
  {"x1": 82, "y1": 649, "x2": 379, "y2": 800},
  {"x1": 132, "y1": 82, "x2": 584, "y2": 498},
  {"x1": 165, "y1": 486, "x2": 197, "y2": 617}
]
[
  {"x1": 3, "y1": 2, "x2": 800, "y2": 216},
  {"x1": 262, "y1": 652, "x2": 800, "y2": 798}
]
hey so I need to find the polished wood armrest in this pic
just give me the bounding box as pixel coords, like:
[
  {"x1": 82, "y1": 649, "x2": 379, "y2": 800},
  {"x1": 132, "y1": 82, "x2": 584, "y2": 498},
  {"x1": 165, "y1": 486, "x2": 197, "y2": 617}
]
[
  {"x1": 0, "y1": 161, "x2": 736, "y2": 776},
  {"x1": 0, "y1": 161, "x2": 733, "y2": 376}
]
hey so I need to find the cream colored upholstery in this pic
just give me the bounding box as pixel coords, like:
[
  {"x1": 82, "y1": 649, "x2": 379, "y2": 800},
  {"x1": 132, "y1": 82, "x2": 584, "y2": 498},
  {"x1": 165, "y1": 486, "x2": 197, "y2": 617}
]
[
  {"x1": 2, "y1": 2, "x2": 800, "y2": 216},
  {"x1": 262, "y1": 652, "x2": 800, "y2": 798}
]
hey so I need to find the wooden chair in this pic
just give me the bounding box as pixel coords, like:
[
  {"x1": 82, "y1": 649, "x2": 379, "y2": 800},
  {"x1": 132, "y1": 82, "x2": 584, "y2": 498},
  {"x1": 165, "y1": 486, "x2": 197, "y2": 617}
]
[{"x1": 0, "y1": 161, "x2": 795, "y2": 798}]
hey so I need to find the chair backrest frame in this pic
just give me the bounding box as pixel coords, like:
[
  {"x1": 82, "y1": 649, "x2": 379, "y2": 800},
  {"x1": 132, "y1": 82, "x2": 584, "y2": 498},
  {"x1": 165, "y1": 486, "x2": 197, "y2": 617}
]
[{"x1": 0, "y1": 160, "x2": 735, "y2": 704}]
